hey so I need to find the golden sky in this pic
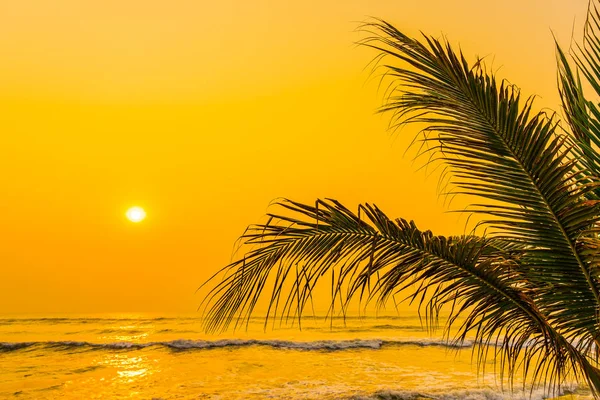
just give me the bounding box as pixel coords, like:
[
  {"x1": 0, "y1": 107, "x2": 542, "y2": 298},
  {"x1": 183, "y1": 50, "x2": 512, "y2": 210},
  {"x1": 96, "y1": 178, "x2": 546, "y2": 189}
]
[{"x1": 0, "y1": 0, "x2": 588, "y2": 313}]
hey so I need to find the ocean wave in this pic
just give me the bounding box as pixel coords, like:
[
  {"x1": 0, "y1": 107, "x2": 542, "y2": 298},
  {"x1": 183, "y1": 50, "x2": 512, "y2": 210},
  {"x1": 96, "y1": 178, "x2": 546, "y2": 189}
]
[
  {"x1": 371, "y1": 324, "x2": 424, "y2": 330},
  {"x1": 348, "y1": 386, "x2": 581, "y2": 400},
  {"x1": 0, "y1": 337, "x2": 472, "y2": 353},
  {"x1": 97, "y1": 329, "x2": 145, "y2": 334},
  {"x1": 155, "y1": 329, "x2": 197, "y2": 333},
  {"x1": 0, "y1": 315, "x2": 419, "y2": 325},
  {"x1": 0, "y1": 317, "x2": 189, "y2": 325},
  {"x1": 0, "y1": 342, "x2": 36, "y2": 351}
]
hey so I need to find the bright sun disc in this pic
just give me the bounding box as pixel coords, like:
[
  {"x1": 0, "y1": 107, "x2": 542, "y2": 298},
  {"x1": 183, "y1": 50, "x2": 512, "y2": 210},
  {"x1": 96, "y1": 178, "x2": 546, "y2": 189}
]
[{"x1": 126, "y1": 207, "x2": 146, "y2": 223}]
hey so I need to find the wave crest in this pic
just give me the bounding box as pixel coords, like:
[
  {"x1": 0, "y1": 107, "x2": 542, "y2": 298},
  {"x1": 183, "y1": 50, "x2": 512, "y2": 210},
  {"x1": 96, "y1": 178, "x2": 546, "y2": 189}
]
[
  {"x1": 349, "y1": 386, "x2": 580, "y2": 400},
  {"x1": 0, "y1": 337, "x2": 472, "y2": 352}
]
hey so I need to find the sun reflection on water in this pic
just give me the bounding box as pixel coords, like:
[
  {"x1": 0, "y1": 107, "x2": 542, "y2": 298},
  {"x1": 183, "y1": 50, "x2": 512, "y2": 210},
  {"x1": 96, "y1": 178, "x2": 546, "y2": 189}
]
[
  {"x1": 111, "y1": 333, "x2": 149, "y2": 342},
  {"x1": 98, "y1": 323, "x2": 152, "y2": 343},
  {"x1": 97, "y1": 353, "x2": 156, "y2": 384},
  {"x1": 117, "y1": 367, "x2": 147, "y2": 379}
]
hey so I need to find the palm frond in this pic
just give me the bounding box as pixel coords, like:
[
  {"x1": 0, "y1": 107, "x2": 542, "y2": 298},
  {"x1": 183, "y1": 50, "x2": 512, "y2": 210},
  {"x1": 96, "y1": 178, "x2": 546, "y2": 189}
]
[
  {"x1": 555, "y1": 2, "x2": 600, "y2": 187},
  {"x1": 358, "y1": 20, "x2": 600, "y2": 346},
  {"x1": 556, "y1": 43, "x2": 592, "y2": 146},
  {"x1": 200, "y1": 6, "x2": 600, "y2": 396},
  {"x1": 200, "y1": 199, "x2": 600, "y2": 394}
]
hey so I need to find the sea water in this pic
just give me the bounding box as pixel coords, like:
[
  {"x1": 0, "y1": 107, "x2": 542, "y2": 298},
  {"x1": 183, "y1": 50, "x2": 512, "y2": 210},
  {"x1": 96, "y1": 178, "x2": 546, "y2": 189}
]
[{"x1": 0, "y1": 314, "x2": 592, "y2": 399}]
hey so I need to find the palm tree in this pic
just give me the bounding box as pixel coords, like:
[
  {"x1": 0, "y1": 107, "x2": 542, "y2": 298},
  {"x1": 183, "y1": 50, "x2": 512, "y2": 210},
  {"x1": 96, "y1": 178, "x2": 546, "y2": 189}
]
[{"x1": 200, "y1": 2, "x2": 600, "y2": 396}]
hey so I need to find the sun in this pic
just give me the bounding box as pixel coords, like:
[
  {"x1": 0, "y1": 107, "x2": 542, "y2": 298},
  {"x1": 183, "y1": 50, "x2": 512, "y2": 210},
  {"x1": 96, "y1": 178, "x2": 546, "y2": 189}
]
[{"x1": 126, "y1": 206, "x2": 146, "y2": 223}]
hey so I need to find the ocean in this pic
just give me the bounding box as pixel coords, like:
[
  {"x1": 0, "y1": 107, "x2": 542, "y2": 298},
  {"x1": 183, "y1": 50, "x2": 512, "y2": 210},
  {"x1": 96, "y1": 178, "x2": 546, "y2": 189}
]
[{"x1": 0, "y1": 314, "x2": 592, "y2": 399}]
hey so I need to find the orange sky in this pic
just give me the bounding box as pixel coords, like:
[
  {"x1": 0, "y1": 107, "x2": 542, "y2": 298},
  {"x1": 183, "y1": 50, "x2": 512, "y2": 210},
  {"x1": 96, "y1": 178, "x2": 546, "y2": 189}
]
[{"x1": 0, "y1": 0, "x2": 589, "y2": 313}]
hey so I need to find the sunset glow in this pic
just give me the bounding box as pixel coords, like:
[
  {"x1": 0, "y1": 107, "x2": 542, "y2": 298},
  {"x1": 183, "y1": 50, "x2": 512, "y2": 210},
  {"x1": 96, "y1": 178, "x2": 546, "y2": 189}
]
[
  {"x1": 1, "y1": 1, "x2": 595, "y2": 399},
  {"x1": 0, "y1": 0, "x2": 587, "y2": 314}
]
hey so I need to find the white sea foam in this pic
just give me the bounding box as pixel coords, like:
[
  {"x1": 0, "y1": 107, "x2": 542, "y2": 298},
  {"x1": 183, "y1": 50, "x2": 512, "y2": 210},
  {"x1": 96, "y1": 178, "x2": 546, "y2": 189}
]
[
  {"x1": 0, "y1": 337, "x2": 473, "y2": 352},
  {"x1": 350, "y1": 385, "x2": 582, "y2": 400}
]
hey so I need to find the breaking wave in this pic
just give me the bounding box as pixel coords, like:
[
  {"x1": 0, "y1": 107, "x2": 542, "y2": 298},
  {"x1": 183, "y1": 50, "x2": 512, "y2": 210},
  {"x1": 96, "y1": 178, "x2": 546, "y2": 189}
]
[
  {"x1": 348, "y1": 386, "x2": 581, "y2": 400},
  {"x1": 0, "y1": 337, "x2": 473, "y2": 352}
]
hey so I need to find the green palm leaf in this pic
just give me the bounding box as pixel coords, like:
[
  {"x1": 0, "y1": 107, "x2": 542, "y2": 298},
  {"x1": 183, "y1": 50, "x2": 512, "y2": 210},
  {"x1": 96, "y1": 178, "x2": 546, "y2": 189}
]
[
  {"x1": 200, "y1": 199, "x2": 600, "y2": 393},
  {"x1": 556, "y1": 2, "x2": 600, "y2": 187},
  {"x1": 359, "y1": 19, "x2": 600, "y2": 347},
  {"x1": 200, "y1": 4, "x2": 600, "y2": 396}
]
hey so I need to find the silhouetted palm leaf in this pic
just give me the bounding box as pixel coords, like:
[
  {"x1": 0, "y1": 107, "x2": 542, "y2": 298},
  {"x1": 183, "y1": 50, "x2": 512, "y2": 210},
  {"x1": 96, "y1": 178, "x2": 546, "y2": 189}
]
[
  {"x1": 201, "y1": 2, "x2": 600, "y2": 396},
  {"x1": 556, "y1": 3, "x2": 600, "y2": 186},
  {"x1": 200, "y1": 199, "x2": 600, "y2": 393},
  {"x1": 360, "y1": 19, "x2": 600, "y2": 349}
]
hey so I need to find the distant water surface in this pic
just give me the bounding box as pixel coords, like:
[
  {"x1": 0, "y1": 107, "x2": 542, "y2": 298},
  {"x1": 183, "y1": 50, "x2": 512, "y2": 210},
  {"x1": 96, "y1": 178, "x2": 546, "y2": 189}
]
[{"x1": 0, "y1": 314, "x2": 591, "y2": 399}]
